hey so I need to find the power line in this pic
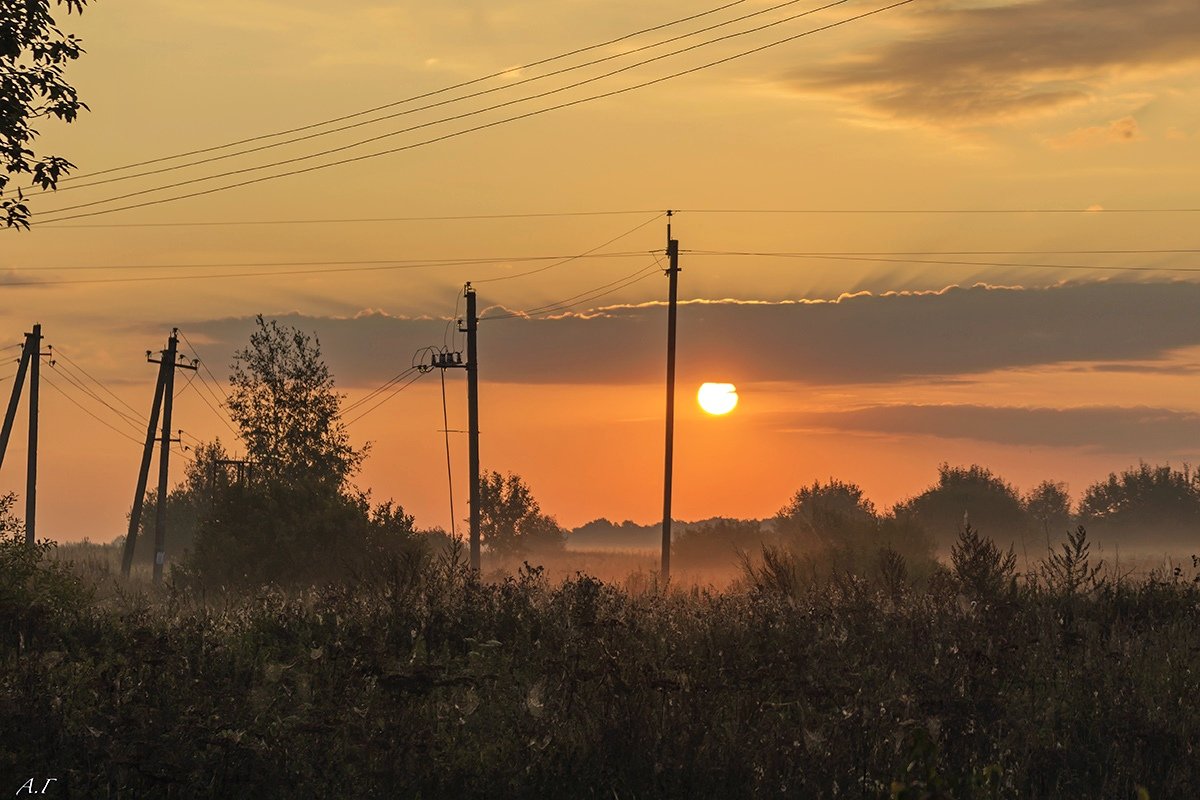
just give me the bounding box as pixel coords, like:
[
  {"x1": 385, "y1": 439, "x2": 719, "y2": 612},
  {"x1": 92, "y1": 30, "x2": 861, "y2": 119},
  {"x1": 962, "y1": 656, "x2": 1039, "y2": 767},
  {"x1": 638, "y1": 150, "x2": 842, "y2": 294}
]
[
  {"x1": 34, "y1": 0, "x2": 917, "y2": 224},
  {"x1": 0, "y1": 251, "x2": 648, "y2": 287},
  {"x1": 5, "y1": 251, "x2": 647, "y2": 273},
  {"x1": 52, "y1": 1, "x2": 751, "y2": 183},
  {"x1": 685, "y1": 250, "x2": 1200, "y2": 274},
  {"x1": 41, "y1": 372, "x2": 147, "y2": 449},
  {"x1": 677, "y1": 207, "x2": 1200, "y2": 214},
  {"x1": 346, "y1": 369, "x2": 428, "y2": 425},
  {"x1": 41, "y1": 0, "x2": 822, "y2": 196},
  {"x1": 36, "y1": 209, "x2": 663, "y2": 230},
  {"x1": 48, "y1": 362, "x2": 145, "y2": 435},
  {"x1": 689, "y1": 248, "x2": 1200, "y2": 256},
  {"x1": 29, "y1": 207, "x2": 1200, "y2": 230},
  {"x1": 485, "y1": 260, "x2": 664, "y2": 321},
  {"x1": 52, "y1": 346, "x2": 147, "y2": 421},
  {"x1": 474, "y1": 213, "x2": 662, "y2": 283},
  {"x1": 38, "y1": 0, "x2": 856, "y2": 217},
  {"x1": 343, "y1": 367, "x2": 420, "y2": 414}
]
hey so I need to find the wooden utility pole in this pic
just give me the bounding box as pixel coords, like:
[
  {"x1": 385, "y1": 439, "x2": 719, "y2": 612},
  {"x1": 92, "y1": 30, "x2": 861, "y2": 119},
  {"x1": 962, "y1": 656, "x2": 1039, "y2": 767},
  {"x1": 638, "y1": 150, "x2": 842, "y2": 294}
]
[
  {"x1": 121, "y1": 329, "x2": 196, "y2": 582},
  {"x1": 661, "y1": 214, "x2": 680, "y2": 583},
  {"x1": 26, "y1": 324, "x2": 41, "y2": 545},
  {"x1": 0, "y1": 324, "x2": 49, "y2": 546},
  {"x1": 463, "y1": 284, "x2": 481, "y2": 571}
]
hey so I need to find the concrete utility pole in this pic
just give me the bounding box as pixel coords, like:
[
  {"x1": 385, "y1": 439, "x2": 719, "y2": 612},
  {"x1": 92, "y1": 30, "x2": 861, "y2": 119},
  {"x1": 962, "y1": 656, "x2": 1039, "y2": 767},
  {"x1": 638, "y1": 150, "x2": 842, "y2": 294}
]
[
  {"x1": 122, "y1": 357, "x2": 167, "y2": 577},
  {"x1": 661, "y1": 213, "x2": 680, "y2": 583},
  {"x1": 464, "y1": 285, "x2": 481, "y2": 571},
  {"x1": 121, "y1": 329, "x2": 196, "y2": 582},
  {"x1": 0, "y1": 324, "x2": 50, "y2": 546}
]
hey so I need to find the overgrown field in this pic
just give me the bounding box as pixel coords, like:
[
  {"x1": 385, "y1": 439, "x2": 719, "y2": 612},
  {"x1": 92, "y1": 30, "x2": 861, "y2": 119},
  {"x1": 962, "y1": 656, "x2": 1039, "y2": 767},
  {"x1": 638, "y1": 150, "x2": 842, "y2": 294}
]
[{"x1": 3, "y1": 534, "x2": 1200, "y2": 799}]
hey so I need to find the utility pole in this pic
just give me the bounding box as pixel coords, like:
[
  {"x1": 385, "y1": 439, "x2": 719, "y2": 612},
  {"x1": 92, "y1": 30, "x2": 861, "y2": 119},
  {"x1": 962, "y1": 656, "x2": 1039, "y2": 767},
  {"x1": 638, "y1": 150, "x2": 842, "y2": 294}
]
[
  {"x1": 420, "y1": 287, "x2": 479, "y2": 570},
  {"x1": 661, "y1": 213, "x2": 680, "y2": 583},
  {"x1": 0, "y1": 324, "x2": 50, "y2": 546},
  {"x1": 122, "y1": 357, "x2": 166, "y2": 577},
  {"x1": 121, "y1": 329, "x2": 196, "y2": 582},
  {"x1": 463, "y1": 284, "x2": 481, "y2": 571},
  {"x1": 26, "y1": 324, "x2": 42, "y2": 545}
]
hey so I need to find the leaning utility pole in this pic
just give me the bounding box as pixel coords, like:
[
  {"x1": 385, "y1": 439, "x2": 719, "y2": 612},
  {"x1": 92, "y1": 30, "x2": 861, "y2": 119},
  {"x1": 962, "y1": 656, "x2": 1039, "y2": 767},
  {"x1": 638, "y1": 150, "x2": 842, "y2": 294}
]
[
  {"x1": 27, "y1": 324, "x2": 42, "y2": 545},
  {"x1": 0, "y1": 324, "x2": 50, "y2": 545},
  {"x1": 661, "y1": 213, "x2": 680, "y2": 583},
  {"x1": 121, "y1": 329, "x2": 196, "y2": 581},
  {"x1": 462, "y1": 284, "x2": 482, "y2": 571}
]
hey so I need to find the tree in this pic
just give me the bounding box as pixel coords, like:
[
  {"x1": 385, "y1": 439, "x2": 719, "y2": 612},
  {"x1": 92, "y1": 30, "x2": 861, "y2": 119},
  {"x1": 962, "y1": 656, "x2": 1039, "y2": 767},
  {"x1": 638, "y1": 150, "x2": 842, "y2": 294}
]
[
  {"x1": 477, "y1": 471, "x2": 565, "y2": 556},
  {"x1": 227, "y1": 315, "x2": 365, "y2": 486},
  {"x1": 1078, "y1": 462, "x2": 1200, "y2": 546},
  {"x1": 894, "y1": 464, "x2": 1029, "y2": 550},
  {"x1": 2, "y1": 0, "x2": 90, "y2": 229},
  {"x1": 127, "y1": 440, "x2": 231, "y2": 566},
  {"x1": 178, "y1": 318, "x2": 422, "y2": 586},
  {"x1": 775, "y1": 479, "x2": 876, "y2": 551},
  {"x1": 775, "y1": 479, "x2": 934, "y2": 578},
  {"x1": 1024, "y1": 480, "x2": 1072, "y2": 545}
]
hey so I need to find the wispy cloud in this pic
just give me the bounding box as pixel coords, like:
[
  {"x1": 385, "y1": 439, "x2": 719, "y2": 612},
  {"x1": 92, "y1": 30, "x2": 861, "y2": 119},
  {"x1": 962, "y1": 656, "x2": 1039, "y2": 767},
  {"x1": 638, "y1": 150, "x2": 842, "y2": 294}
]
[{"x1": 789, "y1": 0, "x2": 1200, "y2": 127}]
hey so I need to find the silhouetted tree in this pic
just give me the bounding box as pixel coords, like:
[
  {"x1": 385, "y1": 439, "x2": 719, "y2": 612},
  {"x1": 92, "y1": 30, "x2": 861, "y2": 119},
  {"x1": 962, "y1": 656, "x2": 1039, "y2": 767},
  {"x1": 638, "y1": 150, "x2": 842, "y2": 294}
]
[
  {"x1": 673, "y1": 518, "x2": 770, "y2": 567},
  {"x1": 178, "y1": 319, "x2": 422, "y2": 586},
  {"x1": 776, "y1": 479, "x2": 934, "y2": 578},
  {"x1": 2, "y1": 0, "x2": 90, "y2": 228},
  {"x1": 895, "y1": 464, "x2": 1029, "y2": 551},
  {"x1": 227, "y1": 315, "x2": 365, "y2": 486},
  {"x1": 1024, "y1": 480, "x2": 1073, "y2": 543},
  {"x1": 478, "y1": 471, "x2": 565, "y2": 556},
  {"x1": 776, "y1": 479, "x2": 876, "y2": 551},
  {"x1": 1078, "y1": 462, "x2": 1200, "y2": 546}
]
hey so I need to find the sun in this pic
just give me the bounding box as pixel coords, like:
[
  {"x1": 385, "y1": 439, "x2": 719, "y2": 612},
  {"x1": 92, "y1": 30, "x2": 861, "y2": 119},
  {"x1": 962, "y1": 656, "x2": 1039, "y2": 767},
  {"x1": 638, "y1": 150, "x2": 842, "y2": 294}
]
[{"x1": 697, "y1": 382, "x2": 738, "y2": 416}]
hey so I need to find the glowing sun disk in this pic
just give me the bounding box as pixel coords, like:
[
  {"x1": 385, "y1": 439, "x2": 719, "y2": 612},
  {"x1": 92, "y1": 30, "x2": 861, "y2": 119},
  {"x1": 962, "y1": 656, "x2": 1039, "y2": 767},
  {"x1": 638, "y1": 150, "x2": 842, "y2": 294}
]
[{"x1": 697, "y1": 382, "x2": 738, "y2": 415}]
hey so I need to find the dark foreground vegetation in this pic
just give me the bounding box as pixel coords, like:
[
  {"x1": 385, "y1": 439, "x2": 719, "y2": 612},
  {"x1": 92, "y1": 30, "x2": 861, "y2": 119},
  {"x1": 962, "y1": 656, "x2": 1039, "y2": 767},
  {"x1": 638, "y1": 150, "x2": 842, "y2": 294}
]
[{"x1": 3, "y1": 522, "x2": 1199, "y2": 799}]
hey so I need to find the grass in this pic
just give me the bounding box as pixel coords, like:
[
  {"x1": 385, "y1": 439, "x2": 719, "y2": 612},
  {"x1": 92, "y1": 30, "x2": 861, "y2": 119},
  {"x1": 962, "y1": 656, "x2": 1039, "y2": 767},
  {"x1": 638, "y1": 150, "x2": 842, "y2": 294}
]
[{"x1": 3, "y1": 534, "x2": 1198, "y2": 798}]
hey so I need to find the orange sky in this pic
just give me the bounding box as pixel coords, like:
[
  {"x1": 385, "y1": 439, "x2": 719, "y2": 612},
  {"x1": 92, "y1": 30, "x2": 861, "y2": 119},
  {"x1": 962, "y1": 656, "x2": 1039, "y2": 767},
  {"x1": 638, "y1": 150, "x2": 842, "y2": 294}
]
[{"x1": 3, "y1": 0, "x2": 1200, "y2": 541}]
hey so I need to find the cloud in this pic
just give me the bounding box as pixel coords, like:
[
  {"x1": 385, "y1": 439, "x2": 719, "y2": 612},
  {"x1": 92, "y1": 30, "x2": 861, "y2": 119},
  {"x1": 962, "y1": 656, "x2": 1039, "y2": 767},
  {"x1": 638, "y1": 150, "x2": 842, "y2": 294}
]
[
  {"x1": 1046, "y1": 116, "x2": 1144, "y2": 149},
  {"x1": 788, "y1": 404, "x2": 1200, "y2": 454},
  {"x1": 791, "y1": 0, "x2": 1200, "y2": 126},
  {"x1": 184, "y1": 281, "x2": 1200, "y2": 387}
]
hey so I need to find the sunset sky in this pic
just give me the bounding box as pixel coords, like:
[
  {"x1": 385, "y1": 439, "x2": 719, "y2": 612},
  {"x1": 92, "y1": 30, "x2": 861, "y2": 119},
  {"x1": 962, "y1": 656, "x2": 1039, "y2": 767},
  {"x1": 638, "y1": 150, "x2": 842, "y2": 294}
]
[{"x1": 4, "y1": 0, "x2": 1200, "y2": 542}]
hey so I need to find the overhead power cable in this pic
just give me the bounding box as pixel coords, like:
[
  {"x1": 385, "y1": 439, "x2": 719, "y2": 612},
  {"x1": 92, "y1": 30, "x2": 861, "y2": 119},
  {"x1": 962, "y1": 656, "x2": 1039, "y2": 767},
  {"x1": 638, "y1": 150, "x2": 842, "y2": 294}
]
[
  {"x1": 346, "y1": 369, "x2": 429, "y2": 425},
  {"x1": 34, "y1": 0, "x2": 917, "y2": 224},
  {"x1": 343, "y1": 366, "x2": 420, "y2": 414},
  {"x1": 485, "y1": 259, "x2": 664, "y2": 321},
  {"x1": 474, "y1": 213, "x2": 662, "y2": 284},
  {"x1": 685, "y1": 250, "x2": 1200, "y2": 274},
  {"x1": 41, "y1": 372, "x2": 148, "y2": 449},
  {"x1": 49, "y1": 362, "x2": 145, "y2": 435},
  {"x1": 38, "y1": 0, "x2": 856, "y2": 217},
  {"x1": 42, "y1": 0, "x2": 825, "y2": 196},
  {"x1": 52, "y1": 347, "x2": 147, "y2": 422},
  {"x1": 7, "y1": 250, "x2": 646, "y2": 273},
  {"x1": 53, "y1": 0, "x2": 751, "y2": 184},
  {"x1": 0, "y1": 251, "x2": 648, "y2": 287},
  {"x1": 31, "y1": 207, "x2": 1200, "y2": 230}
]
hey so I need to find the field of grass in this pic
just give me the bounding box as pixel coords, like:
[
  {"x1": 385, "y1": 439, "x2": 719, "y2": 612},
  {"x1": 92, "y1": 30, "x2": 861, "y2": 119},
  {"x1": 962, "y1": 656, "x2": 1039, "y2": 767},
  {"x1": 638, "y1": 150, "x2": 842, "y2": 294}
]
[{"x1": 4, "y1": 534, "x2": 1200, "y2": 798}]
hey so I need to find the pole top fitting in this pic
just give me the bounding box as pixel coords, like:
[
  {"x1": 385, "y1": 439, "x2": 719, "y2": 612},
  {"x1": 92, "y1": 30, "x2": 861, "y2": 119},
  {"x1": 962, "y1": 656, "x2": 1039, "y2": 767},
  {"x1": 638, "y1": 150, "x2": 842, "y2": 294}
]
[{"x1": 666, "y1": 209, "x2": 673, "y2": 217}]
